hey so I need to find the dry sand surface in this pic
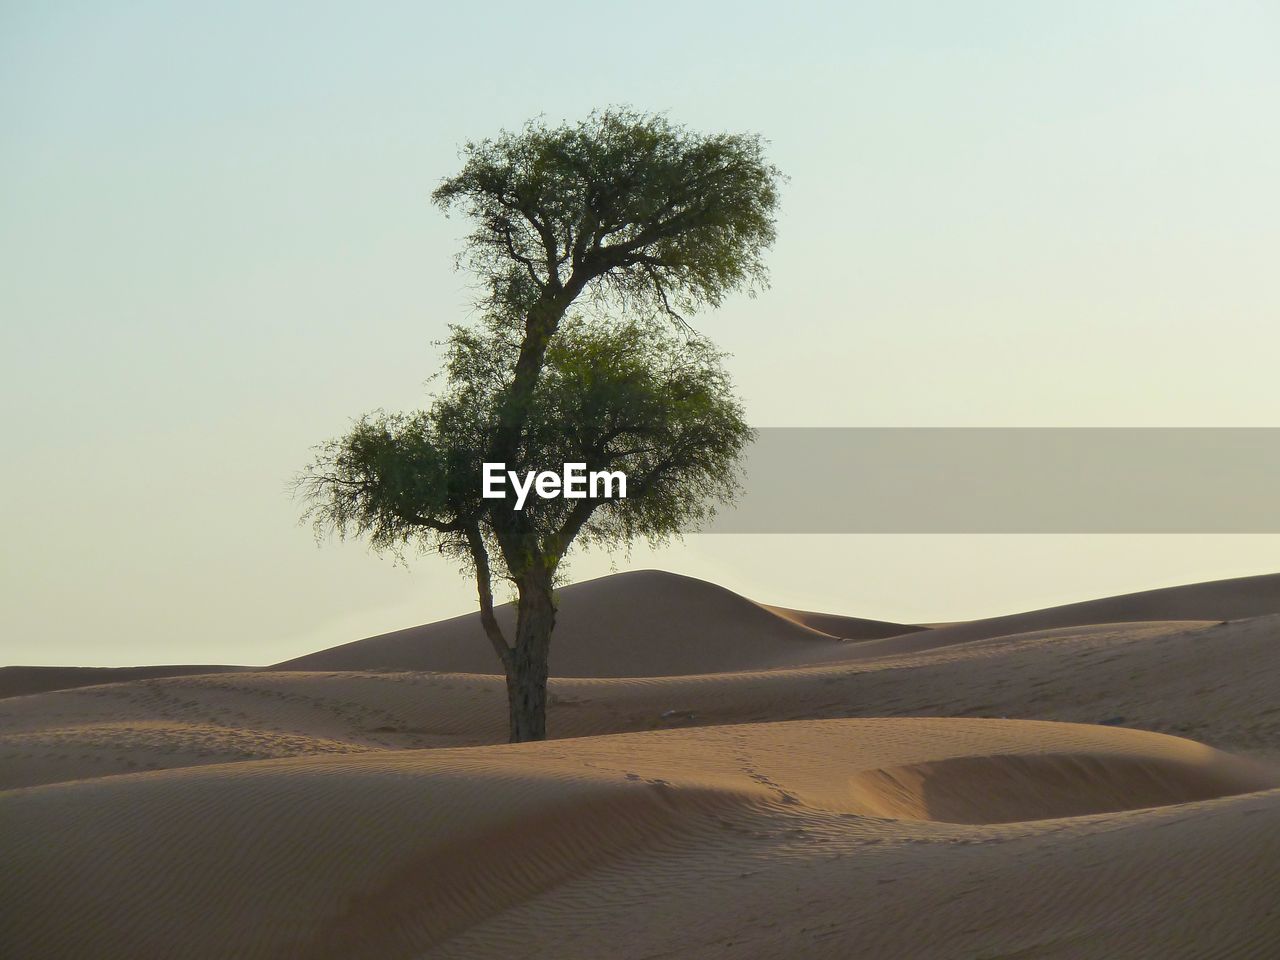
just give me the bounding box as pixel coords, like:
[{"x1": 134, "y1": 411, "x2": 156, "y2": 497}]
[{"x1": 4, "y1": 569, "x2": 1280, "y2": 958}]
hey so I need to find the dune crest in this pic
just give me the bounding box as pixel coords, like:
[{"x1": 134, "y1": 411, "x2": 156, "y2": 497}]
[
  {"x1": 847, "y1": 749, "x2": 1276, "y2": 824},
  {"x1": 4, "y1": 719, "x2": 1278, "y2": 960},
  {"x1": 0, "y1": 665, "x2": 245, "y2": 700},
  {"x1": 6, "y1": 568, "x2": 1280, "y2": 957},
  {"x1": 828, "y1": 570, "x2": 1280, "y2": 661},
  {"x1": 273, "y1": 570, "x2": 922, "y2": 678}
]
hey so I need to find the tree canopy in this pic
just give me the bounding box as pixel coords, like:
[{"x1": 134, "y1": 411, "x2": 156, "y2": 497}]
[
  {"x1": 300, "y1": 315, "x2": 751, "y2": 580},
  {"x1": 300, "y1": 108, "x2": 780, "y2": 740},
  {"x1": 432, "y1": 108, "x2": 781, "y2": 327}
]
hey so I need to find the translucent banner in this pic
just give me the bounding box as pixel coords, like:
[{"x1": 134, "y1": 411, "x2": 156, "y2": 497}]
[{"x1": 700, "y1": 428, "x2": 1280, "y2": 533}]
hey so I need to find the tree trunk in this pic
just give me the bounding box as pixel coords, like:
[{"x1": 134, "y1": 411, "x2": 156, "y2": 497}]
[{"x1": 504, "y1": 571, "x2": 556, "y2": 742}]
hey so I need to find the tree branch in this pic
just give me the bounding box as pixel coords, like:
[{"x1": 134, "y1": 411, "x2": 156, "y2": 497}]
[
  {"x1": 545, "y1": 496, "x2": 604, "y2": 558},
  {"x1": 639, "y1": 261, "x2": 695, "y2": 333},
  {"x1": 465, "y1": 522, "x2": 512, "y2": 665},
  {"x1": 495, "y1": 217, "x2": 545, "y2": 289}
]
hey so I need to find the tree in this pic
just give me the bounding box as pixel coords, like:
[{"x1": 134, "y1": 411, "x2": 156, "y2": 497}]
[{"x1": 299, "y1": 109, "x2": 781, "y2": 741}]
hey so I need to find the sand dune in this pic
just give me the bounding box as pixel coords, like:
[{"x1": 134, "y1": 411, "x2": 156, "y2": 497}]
[
  {"x1": 274, "y1": 570, "x2": 919, "y2": 677},
  {"x1": 824, "y1": 569, "x2": 1280, "y2": 661},
  {"x1": 756, "y1": 602, "x2": 926, "y2": 639},
  {"x1": 6, "y1": 613, "x2": 1279, "y2": 791},
  {"x1": 4, "y1": 567, "x2": 1280, "y2": 958},
  {"x1": 0, "y1": 664, "x2": 246, "y2": 700},
  {"x1": 275, "y1": 568, "x2": 1280, "y2": 678},
  {"x1": 4, "y1": 719, "x2": 1278, "y2": 959}
]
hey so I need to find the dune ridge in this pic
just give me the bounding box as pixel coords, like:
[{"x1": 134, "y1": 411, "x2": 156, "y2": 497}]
[
  {"x1": 272, "y1": 568, "x2": 1280, "y2": 678},
  {"x1": 824, "y1": 569, "x2": 1280, "y2": 661},
  {"x1": 271, "y1": 570, "x2": 914, "y2": 677},
  {"x1": 0, "y1": 664, "x2": 246, "y2": 700},
  {"x1": 4, "y1": 567, "x2": 1280, "y2": 958},
  {"x1": 4, "y1": 719, "x2": 1278, "y2": 959}
]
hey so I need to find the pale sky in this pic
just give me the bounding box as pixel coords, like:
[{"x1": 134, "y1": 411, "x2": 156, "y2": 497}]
[{"x1": 3, "y1": 1, "x2": 1278, "y2": 666}]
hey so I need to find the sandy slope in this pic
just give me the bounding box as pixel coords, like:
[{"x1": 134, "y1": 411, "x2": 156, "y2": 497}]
[
  {"x1": 8, "y1": 613, "x2": 1278, "y2": 790},
  {"x1": 4, "y1": 719, "x2": 1278, "y2": 960},
  {"x1": 7, "y1": 569, "x2": 1273, "y2": 695},
  {"x1": 3, "y1": 568, "x2": 1280, "y2": 958},
  {"x1": 272, "y1": 570, "x2": 919, "y2": 677},
  {"x1": 0, "y1": 664, "x2": 246, "y2": 700},
  {"x1": 273, "y1": 568, "x2": 1280, "y2": 676},
  {"x1": 823, "y1": 569, "x2": 1280, "y2": 661}
]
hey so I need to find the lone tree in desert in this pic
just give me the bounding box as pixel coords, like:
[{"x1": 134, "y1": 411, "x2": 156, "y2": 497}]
[{"x1": 299, "y1": 110, "x2": 781, "y2": 741}]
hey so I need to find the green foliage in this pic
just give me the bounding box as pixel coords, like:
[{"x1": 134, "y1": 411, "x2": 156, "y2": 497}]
[
  {"x1": 302, "y1": 106, "x2": 778, "y2": 737},
  {"x1": 432, "y1": 108, "x2": 783, "y2": 324},
  {"x1": 296, "y1": 411, "x2": 472, "y2": 560},
  {"x1": 299, "y1": 316, "x2": 754, "y2": 581},
  {"x1": 303, "y1": 107, "x2": 779, "y2": 587},
  {"x1": 303, "y1": 107, "x2": 778, "y2": 737},
  {"x1": 302, "y1": 104, "x2": 779, "y2": 711}
]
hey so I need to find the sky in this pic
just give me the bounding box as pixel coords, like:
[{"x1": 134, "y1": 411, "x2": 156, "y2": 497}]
[{"x1": 3, "y1": 0, "x2": 1278, "y2": 666}]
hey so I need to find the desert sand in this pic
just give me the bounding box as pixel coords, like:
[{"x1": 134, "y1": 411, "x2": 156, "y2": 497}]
[{"x1": 3, "y1": 569, "x2": 1280, "y2": 958}]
